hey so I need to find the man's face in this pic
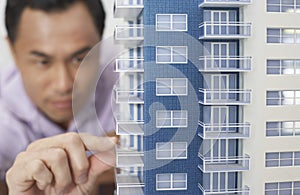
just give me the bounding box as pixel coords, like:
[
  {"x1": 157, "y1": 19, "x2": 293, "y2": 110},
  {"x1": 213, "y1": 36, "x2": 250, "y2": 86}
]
[{"x1": 9, "y1": 2, "x2": 101, "y2": 129}]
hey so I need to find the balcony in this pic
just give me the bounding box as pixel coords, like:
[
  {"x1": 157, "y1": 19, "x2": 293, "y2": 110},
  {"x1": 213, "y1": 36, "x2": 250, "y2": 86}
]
[
  {"x1": 115, "y1": 174, "x2": 144, "y2": 195},
  {"x1": 199, "y1": 0, "x2": 251, "y2": 8},
  {"x1": 198, "y1": 122, "x2": 250, "y2": 139},
  {"x1": 199, "y1": 56, "x2": 252, "y2": 72},
  {"x1": 116, "y1": 59, "x2": 144, "y2": 72},
  {"x1": 199, "y1": 88, "x2": 251, "y2": 105},
  {"x1": 114, "y1": 0, "x2": 144, "y2": 19},
  {"x1": 198, "y1": 184, "x2": 250, "y2": 195},
  {"x1": 199, "y1": 22, "x2": 251, "y2": 39},
  {"x1": 198, "y1": 154, "x2": 250, "y2": 172},
  {"x1": 115, "y1": 25, "x2": 144, "y2": 47},
  {"x1": 116, "y1": 147, "x2": 144, "y2": 167},
  {"x1": 117, "y1": 121, "x2": 144, "y2": 135},
  {"x1": 115, "y1": 89, "x2": 144, "y2": 104}
]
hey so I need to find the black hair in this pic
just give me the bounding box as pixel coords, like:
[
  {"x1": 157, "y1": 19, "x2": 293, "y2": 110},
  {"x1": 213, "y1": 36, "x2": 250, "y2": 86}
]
[{"x1": 5, "y1": 0, "x2": 106, "y2": 43}]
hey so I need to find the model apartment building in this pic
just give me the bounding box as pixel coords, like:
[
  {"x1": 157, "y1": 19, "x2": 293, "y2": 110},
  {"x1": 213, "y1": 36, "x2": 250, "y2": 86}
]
[{"x1": 113, "y1": 0, "x2": 300, "y2": 194}]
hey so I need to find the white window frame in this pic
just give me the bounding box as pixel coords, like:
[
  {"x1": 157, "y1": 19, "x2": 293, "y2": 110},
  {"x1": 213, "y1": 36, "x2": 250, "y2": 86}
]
[
  {"x1": 267, "y1": 0, "x2": 300, "y2": 13},
  {"x1": 267, "y1": 59, "x2": 300, "y2": 75},
  {"x1": 156, "y1": 110, "x2": 188, "y2": 128},
  {"x1": 266, "y1": 120, "x2": 300, "y2": 137},
  {"x1": 267, "y1": 28, "x2": 300, "y2": 44},
  {"x1": 156, "y1": 78, "x2": 188, "y2": 96},
  {"x1": 265, "y1": 181, "x2": 300, "y2": 195},
  {"x1": 156, "y1": 173, "x2": 187, "y2": 191},
  {"x1": 267, "y1": 90, "x2": 300, "y2": 106},
  {"x1": 156, "y1": 14, "x2": 188, "y2": 31},
  {"x1": 156, "y1": 46, "x2": 188, "y2": 64},
  {"x1": 156, "y1": 142, "x2": 187, "y2": 160},
  {"x1": 265, "y1": 151, "x2": 300, "y2": 167}
]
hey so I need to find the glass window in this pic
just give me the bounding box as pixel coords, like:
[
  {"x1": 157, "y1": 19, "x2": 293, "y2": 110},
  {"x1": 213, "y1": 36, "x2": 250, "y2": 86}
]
[
  {"x1": 156, "y1": 78, "x2": 187, "y2": 96},
  {"x1": 156, "y1": 14, "x2": 187, "y2": 31},
  {"x1": 267, "y1": 90, "x2": 300, "y2": 106},
  {"x1": 267, "y1": 28, "x2": 281, "y2": 43},
  {"x1": 267, "y1": 91, "x2": 281, "y2": 105},
  {"x1": 156, "y1": 46, "x2": 188, "y2": 64},
  {"x1": 282, "y1": 29, "x2": 295, "y2": 43},
  {"x1": 280, "y1": 152, "x2": 293, "y2": 166},
  {"x1": 156, "y1": 110, "x2": 188, "y2": 128},
  {"x1": 294, "y1": 152, "x2": 300, "y2": 165},
  {"x1": 266, "y1": 151, "x2": 300, "y2": 167},
  {"x1": 267, "y1": 60, "x2": 281, "y2": 74},
  {"x1": 267, "y1": 0, "x2": 281, "y2": 12},
  {"x1": 265, "y1": 181, "x2": 300, "y2": 195},
  {"x1": 267, "y1": 59, "x2": 300, "y2": 75},
  {"x1": 267, "y1": 0, "x2": 300, "y2": 13},
  {"x1": 267, "y1": 120, "x2": 300, "y2": 137},
  {"x1": 266, "y1": 152, "x2": 279, "y2": 167},
  {"x1": 156, "y1": 15, "x2": 171, "y2": 31},
  {"x1": 281, "y1": 60, "x2": 294, "y2": 74},
  {"x1": 156, "y1": 173, "x2": 187, "y2": 191},
  {"x1": 267, "y1": 28, "x2": 300, "y2": 44},
  {"x1": 156, "y1": 142, "x2": 187, "y2": 159},
  {"x1": 265, "y1": 182, "x2": 278, "y2": 190},
  {"x1": 266, "y1": 121, "x2": 280, "y2": 136}
]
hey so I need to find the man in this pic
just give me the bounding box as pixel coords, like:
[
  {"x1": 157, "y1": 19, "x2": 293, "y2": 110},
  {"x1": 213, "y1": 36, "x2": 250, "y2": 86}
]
[{"x1": 0, "y1": 0, "x2": 117, "y2": 194}]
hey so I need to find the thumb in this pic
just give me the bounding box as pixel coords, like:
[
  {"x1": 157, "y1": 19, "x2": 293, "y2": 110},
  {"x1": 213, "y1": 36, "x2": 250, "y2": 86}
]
[
  {"x1": 89, "y1": 149, "x2": 116, "y2": 177},
  {"x1": 79, "y1": 133, "x2": 117, "y2": 152}
]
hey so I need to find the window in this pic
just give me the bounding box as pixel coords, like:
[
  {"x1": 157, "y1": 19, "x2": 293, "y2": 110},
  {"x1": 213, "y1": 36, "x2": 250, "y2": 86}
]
[
  {"x1": 156, "y1": 46, "x2": 188, "y2": 64},
  {"x1": 156, "y1": 14, "x2": 187, "y2": 31},
  {"x1": 267, "y1": 28, "x2": 300, "y2": 44},
  {"x1": 265, "y1": 151, "x2": 300, "y2": 167},
  {"x1": 156, "y1": 78, "x2": 188, "y2": 96},
  {"x1": 156, "y1": 173, "x2": 187, "y2": 191},
  {"x1": 266, "y1": 121, "x2": 300, "y2": 136},
  {"x1": 266, "y1": 90, "x2": 300, "y2": 105},
  {"x1": 156, "y1": 110, "x2": 188, "y2": 128},
  {"x1": 267, "y1": 28, "x2": 281, "y2": 43},
  {"x1": 267, "y1": 59, "x2": 300, "y2": 75},
  {"x1": 265, "y1": 181, "x2": 300, "y2": 195},
  {"x1": 267, "y1": 0, "x2": 300, "y2": 13},
  {"x1": 156, "y1": 142, "x2": 187, "y2": 159}
]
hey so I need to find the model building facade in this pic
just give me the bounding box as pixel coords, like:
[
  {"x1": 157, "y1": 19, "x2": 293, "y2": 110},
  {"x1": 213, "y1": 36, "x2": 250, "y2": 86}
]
[{"x1": 114, "y1": 0, "x2": 300, "y2": 194}]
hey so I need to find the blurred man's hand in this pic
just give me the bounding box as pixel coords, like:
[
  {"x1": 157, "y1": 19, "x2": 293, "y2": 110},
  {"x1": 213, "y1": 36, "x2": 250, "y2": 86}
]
[{"x1": 6, "y1": 133, "x2": 116, "y2": 195}]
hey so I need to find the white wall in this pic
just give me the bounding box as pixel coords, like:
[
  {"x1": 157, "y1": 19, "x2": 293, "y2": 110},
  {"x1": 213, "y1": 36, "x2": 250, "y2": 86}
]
[{"x1": 0, "y1": 0, "x2": 122, "y2": 67}]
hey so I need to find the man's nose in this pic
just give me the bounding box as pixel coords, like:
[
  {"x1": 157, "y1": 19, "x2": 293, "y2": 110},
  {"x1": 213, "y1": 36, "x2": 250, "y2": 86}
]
[{"x1": 54, "y1": 63, "x2": 74, "y2": 94}]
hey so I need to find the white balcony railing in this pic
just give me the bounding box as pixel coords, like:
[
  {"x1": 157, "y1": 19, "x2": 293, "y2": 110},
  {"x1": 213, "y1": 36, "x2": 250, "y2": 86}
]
[
  {"x1": 199, "y1": 22, "x2": 251, "y2": 39},
  {"x1": 116, "y1": 121, "x2": 144, "y2": 135},
  {"x1": 115, "y1": 25, "x2": 144, "y2": 41},
  {"x1": 198, "y1": 184, "x2": 250, "y2": 195},
  {"x1": 199, "y1": 0, "x2": 251, "y2": 8},
  {"x1": 115, "y1": 0, "x2": 144, "y2": 7},
  {"x1": 114, "y1": 0, "x2": 144, "y2": 19},
  {"x1": 198, "y1": 121, "x2": 250, "y2": 139},
  {"x1": 199, "y1": 56, "x2": 252, "y2": 72},
  {"x1": 198, "y1": 154, "x2": 250, "y2": 172},
  {"x1": 199, "y1": 88, "x2": 251, "y2": 105},
  {"x1": 115, "y1": 89, "x2": 144, "y2": 104},
  {"x1": 116, "y1": 147, "x2": 144, "y2": 167},
  {"x1": 115, "y1": 174, "x2": 144, "y2": 195},
  {"x1": 116, "y1": 59, "x2": 144, "y2": 72}
]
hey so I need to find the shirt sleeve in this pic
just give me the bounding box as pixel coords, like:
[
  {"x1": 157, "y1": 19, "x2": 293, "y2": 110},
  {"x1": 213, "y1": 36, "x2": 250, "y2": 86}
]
[{"x1": 0, "y1": 102, "x2": 29, "y2": 181}]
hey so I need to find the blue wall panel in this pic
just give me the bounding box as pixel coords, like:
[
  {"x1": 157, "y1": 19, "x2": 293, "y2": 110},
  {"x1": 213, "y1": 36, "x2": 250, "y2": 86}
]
[{"x1": 144, "y1": 0, "x2": 203, "y2": 194}]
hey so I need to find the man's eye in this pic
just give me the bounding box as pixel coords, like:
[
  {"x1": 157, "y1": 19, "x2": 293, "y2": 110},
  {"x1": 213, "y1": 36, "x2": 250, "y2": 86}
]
[
  {"x1": 34, "y1": 59, "x2": 50, "y2": 66},
  {"x1": 71, "y1": 57, "x2": 84, "y2": 65}
]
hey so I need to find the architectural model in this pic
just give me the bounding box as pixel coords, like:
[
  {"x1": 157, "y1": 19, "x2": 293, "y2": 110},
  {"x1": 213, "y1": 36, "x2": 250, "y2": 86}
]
[{"x1": 113, "y1": 0, "x2": 300, "y2": 194}]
